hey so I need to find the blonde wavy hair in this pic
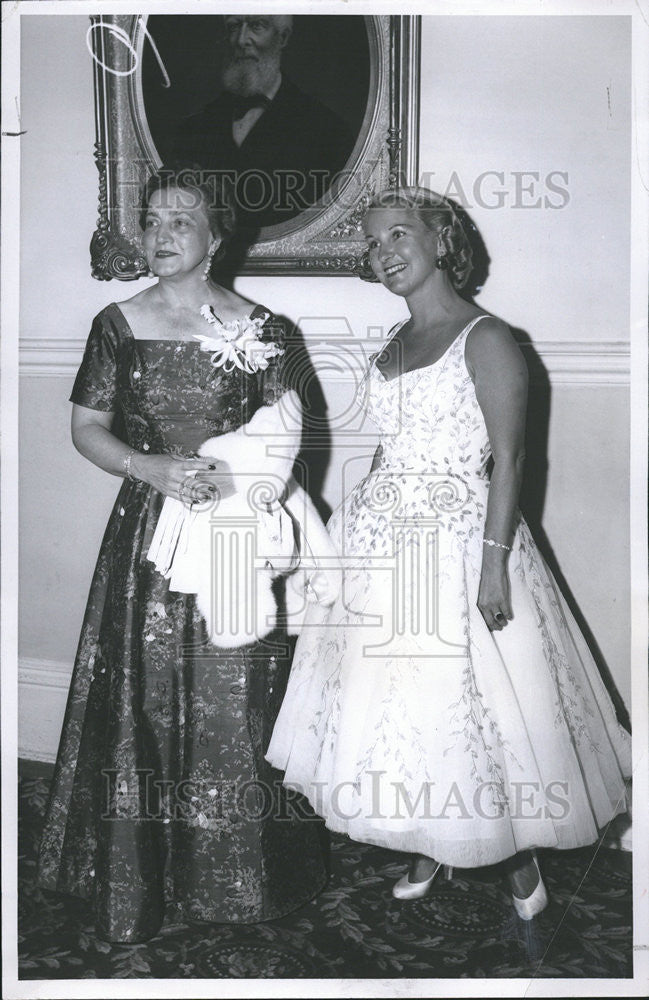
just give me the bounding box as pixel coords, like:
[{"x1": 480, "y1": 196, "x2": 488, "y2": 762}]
[{"x1": 359, "y1": 187, "x2": 473, "y2": 290}]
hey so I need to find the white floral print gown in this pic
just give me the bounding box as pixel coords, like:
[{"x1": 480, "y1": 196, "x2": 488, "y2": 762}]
[{"x1": 267, "y1": 316, "x2": 631, "y2": 868}]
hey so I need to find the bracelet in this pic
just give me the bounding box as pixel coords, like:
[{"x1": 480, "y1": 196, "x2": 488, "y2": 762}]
[
  {"x1": 483, "y1": 537, "x2": 511, "y2": 551},
  {"x1": 123, "y1": 449, "x2": 138, "y2": 481}
]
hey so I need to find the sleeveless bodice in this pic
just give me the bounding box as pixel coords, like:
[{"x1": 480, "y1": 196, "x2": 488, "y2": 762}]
[{"x1": 365, "y1": 316, "x2": 491, "y2": 481}]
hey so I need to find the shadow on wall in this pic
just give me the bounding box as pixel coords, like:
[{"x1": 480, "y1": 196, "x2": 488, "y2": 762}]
[
  {"x1": 457, "y1": 202, "x2": 631, "y2": 733},
  {"x1": 279, "y1": 314, "x2": 332, "y2": 524},
  {"x1": 215, "y1": 240, "x2": 332, "y2": 523}
]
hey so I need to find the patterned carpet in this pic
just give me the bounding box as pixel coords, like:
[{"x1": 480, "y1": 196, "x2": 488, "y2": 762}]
[{"x1": 18, "y1": 770, "x2": 632, "y2": 980}]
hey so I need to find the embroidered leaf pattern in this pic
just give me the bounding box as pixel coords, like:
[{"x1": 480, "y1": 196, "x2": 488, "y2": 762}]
[{"x1": 270, "y1": 319, "x2": 630, "y2": 863}]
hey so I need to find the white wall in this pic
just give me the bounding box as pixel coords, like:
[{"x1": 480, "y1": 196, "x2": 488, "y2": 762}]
[
  {"x1": 418, "y1": 16, "x2": 630, "y2": 341},
  {"x1": 18, "y1": 14, "x2": 631, "y2": 760}
]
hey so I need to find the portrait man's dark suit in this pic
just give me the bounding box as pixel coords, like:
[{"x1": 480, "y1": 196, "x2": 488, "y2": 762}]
[{"x1": 173, "y1": 75, "x2": 355, "y2": 229}]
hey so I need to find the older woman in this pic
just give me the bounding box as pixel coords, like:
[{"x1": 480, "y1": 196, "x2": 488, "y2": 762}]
[
  {"x1": 36, "y1": 166, "x2": 326, "y2": 942},
  {"x1": 268, "y1": 187, "x2": 631, "y2": 921}
]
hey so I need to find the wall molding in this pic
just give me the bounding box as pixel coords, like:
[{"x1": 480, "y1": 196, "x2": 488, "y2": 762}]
[
  {"x1": 20, "y1": 656, "x2": 73, "y2": 689},
  {"x1": 518, "y1": 340, "x2": 630, "y2": 385},
  {"x1": 19, "y1": 336, "x2": 630, "y2": 385},
  {"x1": 19, "y1": 339, "x2": 85, "y2": 378},
  {"x1": 19, "y1": 657, "x2": 72, "y2": 763}
]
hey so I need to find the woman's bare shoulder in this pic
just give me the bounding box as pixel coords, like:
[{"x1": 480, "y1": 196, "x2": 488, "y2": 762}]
[
  {"x1": 206, "y1": 287, "x2": 256, "y2": 321},
  {"x1": 466, "y1": 315, "x2": 518, "y2": 352},
  {"x1": 113, "y1": 286, "x2": 157, "y2": 319},
  {"x1": 221, "y1": 288, "x2": 256, "y2": 318},
  {"x1": 465, "y1": 315, "x2": 526, "y2": 376}
]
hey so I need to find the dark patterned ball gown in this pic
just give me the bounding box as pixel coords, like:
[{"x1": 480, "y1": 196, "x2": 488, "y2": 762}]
[{"x1": 36, "y1": 302, "x2": 327, "y2": 943}]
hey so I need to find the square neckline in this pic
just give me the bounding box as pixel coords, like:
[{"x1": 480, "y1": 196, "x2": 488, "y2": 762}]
[
  {"x1": 107, "y1": 300, "x2": 265, "y2": 344},
  {"x1": 372, "y1": 315, "x2": 489, "y2": 384}
]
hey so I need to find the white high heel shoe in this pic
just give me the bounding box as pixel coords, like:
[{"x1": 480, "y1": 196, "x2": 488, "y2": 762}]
[
  {"x1": 392, "y1": 861, "x2": 452, "y2": 900},
  {"x1": 511, "y1": 854, "x2": 548, "y2": 920}
]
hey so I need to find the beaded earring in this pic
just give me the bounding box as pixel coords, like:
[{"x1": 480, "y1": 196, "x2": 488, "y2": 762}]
[
  {"x1": 435, "y1": 255, "x2": 448, "y2": 271},
  {"x1": 202, "y1": 239, "x2": 220, "y2": 282},
  {"x1": 357, "y1": 249, "x2": 380, "y2": 283}
]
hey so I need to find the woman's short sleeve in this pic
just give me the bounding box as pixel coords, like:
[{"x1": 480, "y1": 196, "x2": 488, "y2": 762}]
[
  {"x1": 258, "y1": 312, "x2": 290, "y2": 406},
  {"x1": 70, "y1": 310, "x2": 120, "y2": 411}
]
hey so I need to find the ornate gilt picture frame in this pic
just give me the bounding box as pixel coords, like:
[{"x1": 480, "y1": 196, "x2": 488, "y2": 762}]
[{"x1": 89, "y1": 13, "x2": 420, "y2": 279}]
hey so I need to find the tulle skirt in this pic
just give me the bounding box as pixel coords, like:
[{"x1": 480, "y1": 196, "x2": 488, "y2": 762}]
[{"x1": 267, "y1": 473, "x2": 631, "y2": 868}]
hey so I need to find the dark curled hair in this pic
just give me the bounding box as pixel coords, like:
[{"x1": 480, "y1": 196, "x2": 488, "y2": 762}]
[
  {"x1": 139, "y1": 164, "x2": 237, "y2": 275},
  {"x1": 358, "y1": 186, "x2": 473, "y2": 290}
]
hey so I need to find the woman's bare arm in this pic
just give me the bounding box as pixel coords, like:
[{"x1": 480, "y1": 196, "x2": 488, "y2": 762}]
[
  {"x1": 465, "y1": 320, "x2": 528, "y2": 631},
  {"x1": 71, "y1": 404, "x2": 222, "y2": 500},
  {"x1": 72, "y1": 404, "x2": 132, "y2": 476}
]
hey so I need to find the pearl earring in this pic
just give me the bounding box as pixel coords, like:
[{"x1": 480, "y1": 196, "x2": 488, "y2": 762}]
[{"x1": 202, "y1": 239, "x2": 220, "y2": 282}]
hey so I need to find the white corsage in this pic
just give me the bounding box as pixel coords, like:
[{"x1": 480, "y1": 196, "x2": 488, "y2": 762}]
[{"x1": 195, "y1": 306, "x2": 284, "y2": 374}]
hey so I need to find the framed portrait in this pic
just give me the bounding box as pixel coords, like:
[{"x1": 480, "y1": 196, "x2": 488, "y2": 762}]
[{"x1": 88, "y1": 13, "x2": 421, "y2": 278}]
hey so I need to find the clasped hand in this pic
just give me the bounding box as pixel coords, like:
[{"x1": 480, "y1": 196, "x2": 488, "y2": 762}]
[{"x1": 131, "y1": 453, "x2": 235, "y2": 503}]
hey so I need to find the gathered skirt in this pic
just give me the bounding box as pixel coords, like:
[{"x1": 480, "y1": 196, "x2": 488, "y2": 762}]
[
  {"x1": 267, "y1": 471, "x2": 631, "y2": 869},
  {"x1": 37, "y1": 479, "x2": 327, "y2": 942}
]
